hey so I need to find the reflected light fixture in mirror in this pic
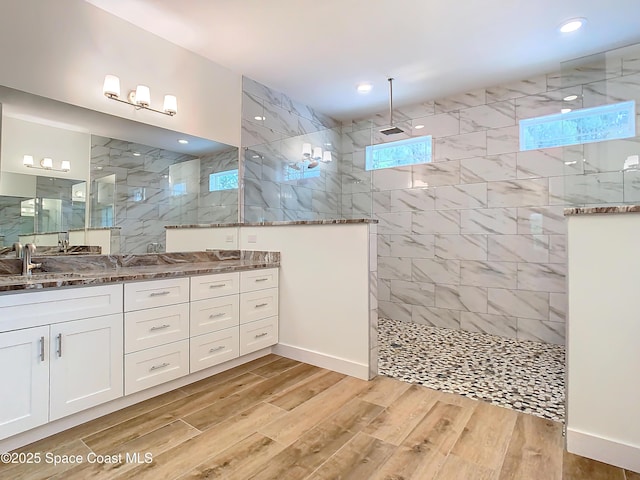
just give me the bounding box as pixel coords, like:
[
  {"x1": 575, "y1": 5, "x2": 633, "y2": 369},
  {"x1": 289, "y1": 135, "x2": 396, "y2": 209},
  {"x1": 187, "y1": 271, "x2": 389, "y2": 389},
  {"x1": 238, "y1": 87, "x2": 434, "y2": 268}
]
[
  {"x1": 102, "y1": 74, "x2": 178, "y2": 116},
  {"x1": 23, "y1": 155, "x2": 71, "y2": 172}
]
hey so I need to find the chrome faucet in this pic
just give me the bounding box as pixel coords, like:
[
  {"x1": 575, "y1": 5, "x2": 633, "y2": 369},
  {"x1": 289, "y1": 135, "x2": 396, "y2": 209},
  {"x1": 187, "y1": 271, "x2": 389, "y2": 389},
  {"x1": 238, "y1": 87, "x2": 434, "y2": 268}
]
[
  {"x1": 22, "y1": 243, "x2": 41, "y2": 276},
  {"x1": 12, "y1": 242, "x2": 23, "y2": 259}
]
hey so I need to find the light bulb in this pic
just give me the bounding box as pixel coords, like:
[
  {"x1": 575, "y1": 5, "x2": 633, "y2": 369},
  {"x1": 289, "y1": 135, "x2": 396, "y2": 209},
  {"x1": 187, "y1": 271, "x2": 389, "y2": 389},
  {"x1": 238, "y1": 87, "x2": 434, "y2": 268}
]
[
  {"x1": 322, "y1": 151, "x2": 332, "y2": 163},
  {"x1": 302, "y1": 143, "x2": 312, "y2": 157},
  {"x1": 103, "y1": 75, "x2": 120, "y2": 98},
  {"x1": 135, "y1": 85, "x2": 150, "y2": 107},
  {"x1": 312, "y1": 147, "x2": 322, "y2": 160},
  {"x1": 163, "y1": 95, "x2": 177, "y2": 115},
  {"x1": 41, "y1": 158, "x2": 53, "y2": 169},
  {"x1": 23, "y1": 155, "x2": 34, "y2": 167},
  {"x1": 60, "y1": 161, "x2": 71, "y2": 171}
]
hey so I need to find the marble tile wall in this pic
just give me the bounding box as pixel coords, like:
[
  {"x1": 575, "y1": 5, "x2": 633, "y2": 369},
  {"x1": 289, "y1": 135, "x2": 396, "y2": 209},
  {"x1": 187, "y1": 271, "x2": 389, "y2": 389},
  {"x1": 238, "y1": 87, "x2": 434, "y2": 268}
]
[
  {"x1": 91, "y1": 136, "x2": 238, "y2": 253},
  {"x1": 342, "y1": 43, "x2": 640, "y2": 345},
  {"x1": 241, "y1": 77, "x2": 342, "y2": 222},
  {"x1": 0, "y1": 196, "x2": 28, "y2": 246}
]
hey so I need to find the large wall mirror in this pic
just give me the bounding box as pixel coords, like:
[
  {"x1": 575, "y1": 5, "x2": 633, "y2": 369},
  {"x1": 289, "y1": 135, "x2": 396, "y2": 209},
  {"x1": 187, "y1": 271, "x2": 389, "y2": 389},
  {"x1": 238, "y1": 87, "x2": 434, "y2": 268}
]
[{"x1": 0, "y1": 86, "x2": 239, "y2": 254}]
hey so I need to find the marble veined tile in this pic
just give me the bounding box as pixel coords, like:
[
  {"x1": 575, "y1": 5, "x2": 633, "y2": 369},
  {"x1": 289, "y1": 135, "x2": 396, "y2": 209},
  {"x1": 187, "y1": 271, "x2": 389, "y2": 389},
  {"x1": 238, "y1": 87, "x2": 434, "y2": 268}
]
[
  {"x1": 517, "y1": 263, "x2": 566, "y2": 293},
  {"x1": 461, "y1": 208, "x2": 518, "y2": 235},
  {"x1": 373, "y1": 191, "x2": 391, "y2": 213},
  {"x1": 515, "y1": 90, "x2": 564, "y2": 120},
  {"x1": 378, "y1": 234, "x2": 391, "y2": 257},
  {"x1": 564, "y1": 172, "x2": 624, "y2": 205},
  {"x1": 435, "y1": 131, "x2": 487, "y2": 161},
  {"x1": 460, "y1": 100, "x2": 516, "y2": 133},
  {"x1": 376, "y1": 211, "x2": 412, "y2": 235},
  {"x1": 460, "y1": 153, "x2": 517, "y2": 184},
  {"x1": 488, "y1": 178, "x2": 549, "y2": 208},
  {"x1": 435, "y1": 88, "x2": 486, "y2": 113},
  {"x1": 412, "y1": 258, "x2": 460, "y2": 285},
  {"x1": 389, "y1": 234, "x2": 435, "y2": 258},
  {"x1": 435, "y1": 183, "x2": 487, "y2": 210},
  {"x1": 390, "y1": 279, "x2": 435, "y2": 306},
  {"x1": 582, "y1": 72, "x2": 640, "y2": 107},
  {"x1": 411, "y1": 112, "x2": 459, "y2": 138},
  {"x1": 280, "y1": 184, "x2": 311, "y2": 211},
  {"x1": 412, "y1": 305, "x2": 460, "y2": 329},
  {"x1": 396, "y1": 101, "x2": 436, "y2": 119},
  {"x1": 378, "y1": 279, "x2": 391, "y2": 302},
  {"x1": 390, "y1": 188, "x2": 435, "y2": 211},
  {"x1": 486, "y1": 75, "x2": 548, "y2": 103},
  {"x1": 516, "y1": 148, "x2": 565, "y2": 179},
  {"x1": 460, "y1": 260, "x2": 518, "y2": 289},
  {"x1": 460, "y1": 311, "x2": 517, "y2": 338},
  {"x1": 547, "y1": 56, "x2": 622, "y2": 90},
  {"x1": 517, "y1": 319, "x2": 565, "y2": 345},
  {"x1": 488, "y1": 234, "x2": 550, "y2": 263},
  {"x1": 548, "y1": 235, "x2": 566, "y2": 264},
  {"x1": 243, "y1": 76, "x2": 282, "y2": 107},
  {"x1": 488, "y1": 288, "x2": 549, "y2": 321},
  {"x1": 312, "y1": 190, "x2": 339, "y2": 214},
  {"x1": 486, "y1": 125, "x2": 519, "y2": 156},
  {"x1": 378, "y1": 256, "x2": 412, "y2": 281},
  {"x1": 351, "y1": 192, "x2": 372, "y2": 215},
  {"x1": 549, "y1": 293, "x2": 567, "y2": 323},
  {"x1": 372, "y1": 167, "x2": 413, "y2": 191},
  {"x1": 435, "y1": 234, "x2": 487, "y2": 261},
  {"x1": 378, "y1": 300, "x2": 411, "y2": 323},
  {"x1": 241, "y1": 120, "x2": 282, "y2": 148},
  {"x1": 413, "y1": 160, "x2": 460, "y2": 187},
  {"x1": 435, "y1": 284, "x2": 488, "y2": 313},
  {"x1": 242, "y1": 92, "x2": 265, "y2": 123},
  {"x1": 413, "y1": 210, "x2": 460, "y2": 234}
]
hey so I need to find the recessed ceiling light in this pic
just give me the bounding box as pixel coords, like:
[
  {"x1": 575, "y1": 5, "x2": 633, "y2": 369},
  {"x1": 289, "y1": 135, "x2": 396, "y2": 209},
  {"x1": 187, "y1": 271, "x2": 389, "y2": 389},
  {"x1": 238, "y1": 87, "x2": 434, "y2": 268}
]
[
  {"x1": 414, "y1": 124, "x2": 425, "y2": 130},
  {"x1": 559, "y1": 18, "x2": 586, "y2": 33},
  {"x1": 357, "y1": 83, "x2": 373, "y2": 94},
  {"x1": 254, "y1": 116, "x2": 266, "y2": 121},
  {"x1": 563, "y1": 94, "x2": 579, "y2": 101},
  {"x1": 178, "y1": 139, "x2": 189, "y2": 144},
  {"x1": 561, "y1": 108, "x2": 572, "y2": 114},
  {"x1": 133, "y1": 152, "x2": 141, "y2": 157},
  {"x1": 564, "y1": 160, "x2": 577, "y2": 166}
]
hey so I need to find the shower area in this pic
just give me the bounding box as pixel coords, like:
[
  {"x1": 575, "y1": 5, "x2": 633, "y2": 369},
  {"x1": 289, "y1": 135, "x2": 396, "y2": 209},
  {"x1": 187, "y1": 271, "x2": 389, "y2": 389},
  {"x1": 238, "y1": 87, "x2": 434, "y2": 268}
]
[{"x1": 240, "y1": 41, "x2": 640, "y2": 422}]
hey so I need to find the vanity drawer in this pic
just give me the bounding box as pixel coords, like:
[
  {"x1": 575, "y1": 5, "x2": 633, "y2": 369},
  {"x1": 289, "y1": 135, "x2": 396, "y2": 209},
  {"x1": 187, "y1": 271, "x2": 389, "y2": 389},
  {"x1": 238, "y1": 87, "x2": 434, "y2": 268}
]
[
  {"x1": 240, "y1": 288, "x2": 278, "y2": 324},
  {"x1": 124, "y1": 278, "x2": 189, "y2": 312},
  {"x1": 124, "y1": 303, "x2": 189, "y2": 353},
  {"x1": 190, "y1": 295, "x2": 239, "y2": 336},
  {"x1": 190, "y1": 327, "x2": 239, "y2": 373},
  {"x1": 239, "y1": 317, "x2": 278, "y2": 356},
  {"x1": 124, "y1": 339, "x2": 189, "y2": 395},
  {"x1": 0, "y1": 284, "x2": 123, "y2": 333},
  {"x1": 240, "y1": 268, "x2": 278, "y2": 292},
  {"x1": 190, "y1": 272, "x2": 239, "y2": 301}
]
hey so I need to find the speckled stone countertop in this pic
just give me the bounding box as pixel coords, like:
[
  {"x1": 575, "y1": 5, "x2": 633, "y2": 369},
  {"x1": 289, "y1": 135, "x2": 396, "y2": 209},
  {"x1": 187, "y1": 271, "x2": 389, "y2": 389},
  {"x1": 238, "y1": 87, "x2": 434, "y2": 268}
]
[
  {"x1": 564, "y1": 205, "x2": 640, "y2": 215},
  {"x1": 0, "y1": 245, "x2": 101, "y2": 259},
  {"x1": 164, "y1": 218, "x2": 378, "y2": 228},
  {"x1": 0, "y1": 250, "x2": 280, "y2": 293}
]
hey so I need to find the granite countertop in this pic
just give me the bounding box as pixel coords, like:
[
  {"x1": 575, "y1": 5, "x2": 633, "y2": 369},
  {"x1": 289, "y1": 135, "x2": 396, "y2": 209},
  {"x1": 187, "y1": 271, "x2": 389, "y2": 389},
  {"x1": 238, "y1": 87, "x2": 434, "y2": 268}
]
[
  {"x1": 0, "y1": 250, "x2": 280, "y2": 293},
  {"x1": 164, "y1": 218, "x2": 378, "y2": 228},
  {"x1": 564, "y1": 205, "x2": 640, "y2": 216}
]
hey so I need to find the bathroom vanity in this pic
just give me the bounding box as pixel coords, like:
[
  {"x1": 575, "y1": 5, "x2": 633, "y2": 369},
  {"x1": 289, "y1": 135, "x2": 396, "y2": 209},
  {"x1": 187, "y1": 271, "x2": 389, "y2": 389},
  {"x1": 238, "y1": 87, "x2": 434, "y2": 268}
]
[{"x1": 0, "y1": 250, "x2": 279, "y2": 449}]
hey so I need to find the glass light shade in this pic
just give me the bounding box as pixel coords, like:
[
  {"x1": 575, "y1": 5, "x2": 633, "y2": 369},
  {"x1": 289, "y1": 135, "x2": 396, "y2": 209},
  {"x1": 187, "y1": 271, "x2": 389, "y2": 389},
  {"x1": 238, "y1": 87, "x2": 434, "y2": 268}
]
[
  {"x1": 322, "y1": 151, "x2": 332, "y2": 162},
  {"x1": 103, "y1": 75, "x2": 120, "y2": 98},
  {"x1": 135, "y1": 85, "x2": 150, "y2": 106},
  {"x1": 41, "y1": 158, "x2": 53, "y2": 169},
  {"x1": 23, "y1": 155, "x2": 34, "y2": 167},
  {"x1": 60, "y1": 161, "x2": 71, "y2": 171},
  {"x1": 312, "y1": 147, "x2": 322, "y2": 160},
  {"x1": 163, "y1": 95, "x2": 177, "y2": 115},
  {"x1": 302, "y1": 143, "x2": 312, "y2": 157}
]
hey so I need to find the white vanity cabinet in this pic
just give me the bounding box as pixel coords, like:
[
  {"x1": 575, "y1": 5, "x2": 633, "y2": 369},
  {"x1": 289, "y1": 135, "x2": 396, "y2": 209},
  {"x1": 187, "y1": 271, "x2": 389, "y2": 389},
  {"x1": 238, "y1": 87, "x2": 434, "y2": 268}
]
[
  {"x1": 0, "y1": 285, "x2": 124, "y2": 441},
  {"x1": 239, "y1": 269, "x2": 279, "y2": 355},
  {"x1": 124, "y1": 278, "x2": 190, "y2": 395}
]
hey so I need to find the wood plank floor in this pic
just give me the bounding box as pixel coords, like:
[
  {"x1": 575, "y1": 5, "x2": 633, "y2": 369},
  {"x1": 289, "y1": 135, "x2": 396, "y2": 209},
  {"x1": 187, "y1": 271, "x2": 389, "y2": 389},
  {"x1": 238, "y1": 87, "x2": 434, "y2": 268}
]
[{"x1": 2, "y1": 354, "x2": 636, "y2": 480}]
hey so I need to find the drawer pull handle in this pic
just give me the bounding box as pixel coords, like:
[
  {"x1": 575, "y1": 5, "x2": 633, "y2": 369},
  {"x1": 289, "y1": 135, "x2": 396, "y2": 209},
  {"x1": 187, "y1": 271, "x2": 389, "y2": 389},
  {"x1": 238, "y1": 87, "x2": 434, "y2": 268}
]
[
  {"x1": 150, "y1": 362, "x2": 170, "y2": 371},
  {"x1": 209, "y1": 312, "x2": 226, "y2": 319},
  {"x1": 255, "y1": 303, "x2": 268, "y2": 308},
  {"x1": 209, "y1": 284, "x2": 226, "y2": 289},
  {"x1": 56, "y1": 333, "x2": 62, "y2": 357},
  {"x1": 255, "y1": 278, "x2": 268, "y2": 282},
  {"x1": 149, "y1": 291, "x2": 171, "y2": 297},
  {"x1": 209, "y1": 346, "x2": 225, "y2": 353},
  {"x1": 40, "y1": 336, "x2": 46, "y2": 362},
  {"x1": 150, "y1": 324, "x2": 171, "y2": 331},
  {"x1": 255, "y1": 332, "x2": 268, "y2": 338}
]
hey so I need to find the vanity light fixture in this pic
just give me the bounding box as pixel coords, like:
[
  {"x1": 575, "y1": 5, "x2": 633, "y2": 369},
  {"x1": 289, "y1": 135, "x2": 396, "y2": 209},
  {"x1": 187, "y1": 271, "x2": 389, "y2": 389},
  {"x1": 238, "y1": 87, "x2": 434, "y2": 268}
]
[
  {"x1": 23, "y1": 155, "x2": 70, "y2": 172},
  {"x1": 102, "y1": 74, "x2": 178, "y2": 116},
  {"x1": 296, "y1": 142, "x2": 333, "y2": 169}
]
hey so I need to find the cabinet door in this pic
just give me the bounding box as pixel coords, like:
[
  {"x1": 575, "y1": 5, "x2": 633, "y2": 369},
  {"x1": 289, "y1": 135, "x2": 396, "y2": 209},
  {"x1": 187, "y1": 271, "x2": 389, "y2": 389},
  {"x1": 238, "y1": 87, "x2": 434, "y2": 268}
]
[
  {"x1": 49, "y1": 314, "x2": 123, "y2": 421},
  {"x1": 0, "y1": 326, "x2": 49, "y2": 440}
]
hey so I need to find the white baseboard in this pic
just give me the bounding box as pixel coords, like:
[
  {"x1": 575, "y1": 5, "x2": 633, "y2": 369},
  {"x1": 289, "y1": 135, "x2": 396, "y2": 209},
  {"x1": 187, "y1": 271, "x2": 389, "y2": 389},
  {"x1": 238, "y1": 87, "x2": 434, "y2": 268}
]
[
  {"x1": 567, "y1": 427, "x2": 640, "y2": 473},
  {"x1": 273, "y1": 343, "x2": 370, "y2": 380}
]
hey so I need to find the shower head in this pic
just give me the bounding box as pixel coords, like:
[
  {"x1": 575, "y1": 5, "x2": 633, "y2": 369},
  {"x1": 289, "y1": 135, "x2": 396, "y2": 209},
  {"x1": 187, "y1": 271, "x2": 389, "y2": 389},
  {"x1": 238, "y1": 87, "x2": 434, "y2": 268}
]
[{"x1": 380, "y1": 77, "x2": 404, "y2": 135}]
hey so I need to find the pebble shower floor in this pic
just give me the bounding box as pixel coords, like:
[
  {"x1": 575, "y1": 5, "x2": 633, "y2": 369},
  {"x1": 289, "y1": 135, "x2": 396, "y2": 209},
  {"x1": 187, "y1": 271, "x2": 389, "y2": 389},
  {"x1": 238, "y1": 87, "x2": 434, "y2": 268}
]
[{"x1": 377, "y1": 317, "x2": 565, "y2": 422}]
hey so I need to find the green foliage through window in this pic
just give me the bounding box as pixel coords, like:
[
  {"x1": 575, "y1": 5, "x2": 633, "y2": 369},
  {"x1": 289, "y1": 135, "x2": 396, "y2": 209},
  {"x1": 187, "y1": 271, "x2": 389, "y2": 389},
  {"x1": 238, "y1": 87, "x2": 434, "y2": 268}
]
[
  {"x1": 365, "y1": 135, "x2": 433, "y2": 171},
  {"x1": 209, "y1": 169, "x2": 239, "y2": 191}
]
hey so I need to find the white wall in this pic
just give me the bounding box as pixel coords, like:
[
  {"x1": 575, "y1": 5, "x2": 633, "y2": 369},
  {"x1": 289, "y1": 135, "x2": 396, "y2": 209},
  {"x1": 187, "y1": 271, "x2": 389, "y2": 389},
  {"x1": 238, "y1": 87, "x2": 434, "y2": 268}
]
[
  {"x1": 0, "y1": 0, "x2": 241, "y2": 147},
  {"x1": 567, "y1": 212, "x2": 640, "y2": 473},
  {"x1": 165, "y1": 227, "x2": 239, "y2": 252}
]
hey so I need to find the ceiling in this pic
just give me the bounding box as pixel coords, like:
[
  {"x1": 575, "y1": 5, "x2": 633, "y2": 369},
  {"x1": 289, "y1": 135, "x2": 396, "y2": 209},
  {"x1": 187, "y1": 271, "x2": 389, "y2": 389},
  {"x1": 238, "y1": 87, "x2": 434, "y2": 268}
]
[{"x1": 86, "y1": 0, "x2": 640, "y2": 121}]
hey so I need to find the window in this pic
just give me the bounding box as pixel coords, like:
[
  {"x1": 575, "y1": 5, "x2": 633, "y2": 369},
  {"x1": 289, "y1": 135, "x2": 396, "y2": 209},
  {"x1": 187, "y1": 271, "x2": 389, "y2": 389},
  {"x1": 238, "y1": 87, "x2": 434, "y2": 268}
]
[
  {"x1": 209, "y1": 169, "x2": 239, "y2": 191},
  {"x1": 283, "y1": 165, "x2": 320, "y2": 182},
  {"x1": 171, "y1": 182, "x2": 187, "y2": 197},
  {"x1": 365, "y1": 135, "x2": 432, "y2": 171},
  {"x1": 519, "y1": 100, "x2": 636, "y2": 151}
]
